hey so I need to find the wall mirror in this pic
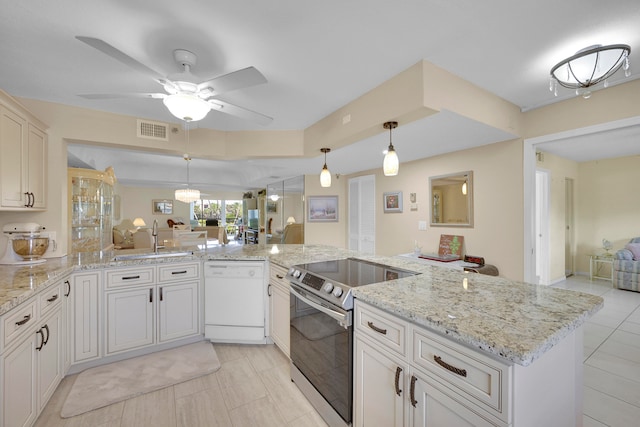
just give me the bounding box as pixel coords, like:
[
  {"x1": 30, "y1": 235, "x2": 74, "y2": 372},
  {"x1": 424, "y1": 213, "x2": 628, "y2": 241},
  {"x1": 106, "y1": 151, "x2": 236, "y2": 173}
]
[{"x1": 430, "y1": 171, "x2": 473, "y2": 227}]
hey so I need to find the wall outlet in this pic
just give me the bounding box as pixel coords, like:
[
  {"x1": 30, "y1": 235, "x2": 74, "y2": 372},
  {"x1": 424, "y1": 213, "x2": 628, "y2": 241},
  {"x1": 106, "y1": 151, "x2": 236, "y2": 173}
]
[{"x1": 418, "y1": 221, "x2": 427, "y2": 230}]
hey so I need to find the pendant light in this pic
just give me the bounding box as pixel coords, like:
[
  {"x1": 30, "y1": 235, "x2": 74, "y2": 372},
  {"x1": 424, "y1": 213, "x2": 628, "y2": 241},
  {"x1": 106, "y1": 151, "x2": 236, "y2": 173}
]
[
  {"x1": 461, "y1": 180, "x2": 468, "y2": 195},
  {"x1": 320, "y1": 148, "x2": 332, "y2": 187},
  {"x1": 174, "y1": 121, "x2": 201, "y2": 203},
  {"x1": 383, "y1": 121, "x2": 399, "y2": 176}
]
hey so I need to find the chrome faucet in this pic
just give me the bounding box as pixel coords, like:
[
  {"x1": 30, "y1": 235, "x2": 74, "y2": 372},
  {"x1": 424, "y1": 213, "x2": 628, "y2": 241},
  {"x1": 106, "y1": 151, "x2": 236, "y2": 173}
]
[{"x1": 152, "y1": 219, "x2": 159, "y2": 253}]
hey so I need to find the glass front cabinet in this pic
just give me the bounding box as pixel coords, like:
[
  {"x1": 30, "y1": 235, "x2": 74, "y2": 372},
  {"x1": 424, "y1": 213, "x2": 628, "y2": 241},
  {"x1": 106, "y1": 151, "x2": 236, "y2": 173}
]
[{"x1": 68, "y1": 167, "x2": 116, "y2": 253}]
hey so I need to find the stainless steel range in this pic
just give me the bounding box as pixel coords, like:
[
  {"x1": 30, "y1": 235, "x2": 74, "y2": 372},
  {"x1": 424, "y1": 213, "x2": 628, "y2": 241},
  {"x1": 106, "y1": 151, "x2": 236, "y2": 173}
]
[{"x1": 287, "y1": 258, "x2": 419, "y2": 427}]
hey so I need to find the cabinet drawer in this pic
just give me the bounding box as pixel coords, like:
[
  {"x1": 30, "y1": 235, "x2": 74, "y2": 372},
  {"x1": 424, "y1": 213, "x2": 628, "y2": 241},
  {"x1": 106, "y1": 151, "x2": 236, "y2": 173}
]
[
  {"x1": 412, "y1": 326, "x2": 510, "y2": 421},
  {"x1": 355, "y1": 302, "x2": 407, "y2": 357},
  {"x1": 158, "y1": 262, "x2": 200, "y2": 283},
  {"x1": 269, "y1": 264, "x2": 289, "y2": 289},
  {"x1": 2, "y1": 300, "x2": 37, "y2": 349},
  {"x1": 39, "y1": 282, "x2": 63, "y2": 317},
  {"x1": 105, "y1": 266, "x2": 155, "y2": 288}
]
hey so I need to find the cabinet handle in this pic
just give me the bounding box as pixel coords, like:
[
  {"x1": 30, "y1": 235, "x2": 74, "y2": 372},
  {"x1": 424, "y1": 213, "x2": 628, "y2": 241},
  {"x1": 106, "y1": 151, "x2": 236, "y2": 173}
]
[
  {"x1": 29, "y1": 192, "x2": 35, "y2": 207},
  {"x1": 149, "y1": 288, "x2": 153, "y2": 303},
  {"x1": 47, "y1": 294, "x2": 59, "y2": 303},
  {"x1": 367, "y1": 321, "x2": 387, "y2": 335},
  {"x1": 276, "y1": 274, "x2": 284, "y2": 279},
  {"x1": 171, "y1": 270, "x2": 187, "y2": 275},
  {"x1": 64, "y1": 280, "x2": 71, "y2": 297},
  {"x1": 434, "y1": 355, "x2": 467, "y2": 377},
  {"x1": 24, "y1": 192, "x2": 30, "y2": 207},
  {"x1": 394, "y1": 366, "x2": 403, "y2": 396},
  {"x1": 15, "y1": 314, "x2": 31, "y2": 326},
  {"x1": 43, "y1": 324, "x2": 50, "y2": 345},
  {"x1": 36, "y1": 328, "x2": 45, "y2": 351},
  {"x1": 410, "y1": 375, "x2": 418, "y2": 407},
  {"x1": 267, "y1": 284, "x2": 272, "y2": 297},
  {"x1": 122, "y1": 275, "x2": 141, "y2": 280},
  {"x1": 160, "y1": 287, "x2": 163, "y2": 301}
]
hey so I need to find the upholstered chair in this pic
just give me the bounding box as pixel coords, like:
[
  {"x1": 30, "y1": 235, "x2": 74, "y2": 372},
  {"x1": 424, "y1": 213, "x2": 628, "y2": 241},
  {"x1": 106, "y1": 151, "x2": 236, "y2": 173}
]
[{"x1": 613, "y1": 237, "x2": 640, "y2": 292}]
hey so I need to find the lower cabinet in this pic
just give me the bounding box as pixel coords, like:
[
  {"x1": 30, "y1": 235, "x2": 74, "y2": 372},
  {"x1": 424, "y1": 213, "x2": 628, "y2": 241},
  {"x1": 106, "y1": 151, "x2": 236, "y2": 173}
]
[
  {"x1": 70, "y1": 272, "x2": 101, "y2": 364},
  {"x1": 268, "y1": 263, "x2": 290, "y2": 357}
]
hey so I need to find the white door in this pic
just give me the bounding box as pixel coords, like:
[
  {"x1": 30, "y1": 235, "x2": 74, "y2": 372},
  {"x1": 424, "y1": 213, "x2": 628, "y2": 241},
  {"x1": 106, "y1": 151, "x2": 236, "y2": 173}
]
[
  {"x1": 158, "y1": 282, "x2": 199, "y2": 342},
  {"x1": 348, "y1": 175, "x2": 375, "y2": 254},
  {"x1": 535, "y1": 169, "x2": 550, "y2": 285},
  {"x1": 2, "y1": 335, "x2": 37, "y2": 427},
  {"x1": 106, "y1": 288, "x2": 154, "y2": 354},
  {"x1": 37, "y1": 310, "x2": 63, "y2": 411},
  {"x1": 565, "y1": 178, "x2": 575, "y2": 276}
]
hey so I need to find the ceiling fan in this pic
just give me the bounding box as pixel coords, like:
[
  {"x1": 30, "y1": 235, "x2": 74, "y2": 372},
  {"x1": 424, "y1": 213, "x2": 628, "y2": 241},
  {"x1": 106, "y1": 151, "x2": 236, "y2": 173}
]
[{"x1": 75, "y1": 36, "x2": 272, "y2": 125}]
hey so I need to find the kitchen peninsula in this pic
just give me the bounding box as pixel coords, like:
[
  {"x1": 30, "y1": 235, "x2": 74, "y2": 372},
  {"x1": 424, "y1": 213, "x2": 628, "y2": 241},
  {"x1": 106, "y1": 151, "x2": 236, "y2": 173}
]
[{"x1": 0, "y1": 244, "x2": 602, "y2": 427}]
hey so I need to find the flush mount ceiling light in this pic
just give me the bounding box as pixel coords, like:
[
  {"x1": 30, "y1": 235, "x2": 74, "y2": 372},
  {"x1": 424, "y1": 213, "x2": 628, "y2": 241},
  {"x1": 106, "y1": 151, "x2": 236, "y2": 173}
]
[
  {"x1": 320, "y1": 148, "x2": 332, "y2": 188},
  {"x1": 383, "y1": 121, "x2": 399, "y2": 176},
  {"x1": 549, "y1": 44, "x2": 631, "y2": 99}
]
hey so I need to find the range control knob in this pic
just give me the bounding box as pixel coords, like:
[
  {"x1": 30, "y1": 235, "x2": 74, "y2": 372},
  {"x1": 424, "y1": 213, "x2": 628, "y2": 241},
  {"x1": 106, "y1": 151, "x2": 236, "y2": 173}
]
[
  {"x1": 323, "y1": 282, "x2": 334, "y2": 293},
  {"x1": 332, "y1": 287, "x2": 343, "y2": 298},
  {"x1": 292, "y1": 270, "x2": 301, "y2": 278}
]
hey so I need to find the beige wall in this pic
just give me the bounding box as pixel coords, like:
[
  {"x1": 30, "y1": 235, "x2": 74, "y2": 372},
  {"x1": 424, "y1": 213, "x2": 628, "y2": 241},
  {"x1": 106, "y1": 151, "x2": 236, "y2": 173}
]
[{"x1": 303, "y1": 175, "x2": 348, "y2": 249}]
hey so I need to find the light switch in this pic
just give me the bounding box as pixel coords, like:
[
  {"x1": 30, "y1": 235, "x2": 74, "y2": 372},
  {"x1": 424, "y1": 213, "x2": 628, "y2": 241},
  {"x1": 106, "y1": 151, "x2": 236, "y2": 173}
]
[{"x1": 418, "y1": 221, "x2": 427, "y2": 230}]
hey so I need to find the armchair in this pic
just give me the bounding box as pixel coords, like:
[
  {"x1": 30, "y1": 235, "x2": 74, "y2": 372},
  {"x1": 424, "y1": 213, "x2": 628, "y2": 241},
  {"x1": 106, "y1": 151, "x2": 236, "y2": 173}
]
[{"x1": 613, "y1": 237, "x2": 640, "y2": 292}]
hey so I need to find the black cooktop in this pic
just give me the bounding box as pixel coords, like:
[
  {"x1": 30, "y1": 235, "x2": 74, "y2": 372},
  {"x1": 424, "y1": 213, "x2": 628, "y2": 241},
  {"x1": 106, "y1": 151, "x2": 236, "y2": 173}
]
[{"x1": 297, "y1": 257, "x2": 418, "y2": 288}]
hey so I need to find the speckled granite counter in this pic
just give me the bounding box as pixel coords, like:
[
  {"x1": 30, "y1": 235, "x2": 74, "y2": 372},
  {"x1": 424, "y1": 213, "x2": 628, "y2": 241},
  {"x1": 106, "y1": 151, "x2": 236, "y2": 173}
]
[{"x1": 0, "y1": 243, "x2": 602, "y2": 367}]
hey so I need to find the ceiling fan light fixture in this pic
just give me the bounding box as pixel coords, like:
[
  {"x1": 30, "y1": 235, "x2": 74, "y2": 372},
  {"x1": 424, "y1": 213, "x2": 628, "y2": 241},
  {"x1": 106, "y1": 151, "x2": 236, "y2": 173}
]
[
  {"x1": 320, "y1": 148, "x2": 332, "y2": 188},
  {"x1": 549, "y1": 44, "x2": 631, "y2": 98},
  {"x1": 382, "y1": 121, "x2": 399, "y2": 176},
  {"x1": 163, "y1": 93, "x2": 211, "y2": 121}
]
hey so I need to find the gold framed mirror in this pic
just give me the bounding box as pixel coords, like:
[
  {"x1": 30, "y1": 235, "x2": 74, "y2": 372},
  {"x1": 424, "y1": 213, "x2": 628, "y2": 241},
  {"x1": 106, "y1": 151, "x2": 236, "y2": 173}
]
[{"x1": 429, "y1": 171, "x2": 473, "y2": 227}]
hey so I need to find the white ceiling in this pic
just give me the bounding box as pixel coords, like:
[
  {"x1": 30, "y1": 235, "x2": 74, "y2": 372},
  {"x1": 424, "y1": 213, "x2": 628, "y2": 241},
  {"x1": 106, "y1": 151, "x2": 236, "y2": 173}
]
[{"x1": 2, "y1": 0, "x2": 640, "y2": 191}]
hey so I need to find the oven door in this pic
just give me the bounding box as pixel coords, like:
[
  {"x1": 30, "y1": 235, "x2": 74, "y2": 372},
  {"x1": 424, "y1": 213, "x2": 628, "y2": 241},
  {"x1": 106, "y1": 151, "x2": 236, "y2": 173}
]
[{"x1": 290, "y1": 284, "x2": 353, "y2": 425}]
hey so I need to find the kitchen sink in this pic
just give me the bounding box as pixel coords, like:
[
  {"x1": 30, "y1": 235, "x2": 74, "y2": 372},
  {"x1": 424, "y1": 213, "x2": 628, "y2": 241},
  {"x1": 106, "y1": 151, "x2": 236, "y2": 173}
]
[{"x1": 112, "y1": 250, "x2": 194, "y2": 261}]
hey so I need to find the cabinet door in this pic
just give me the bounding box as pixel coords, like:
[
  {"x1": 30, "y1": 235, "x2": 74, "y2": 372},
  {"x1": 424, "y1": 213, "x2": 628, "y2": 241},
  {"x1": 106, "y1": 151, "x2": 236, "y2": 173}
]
[
  {"x1": 1, "y1": 334, "x2": 37, "y2": 427},
  {"x1": 27, "y1": 124, "x2": 46, "y2": 208},
  {"x1": 269, "y1": 282, "x2": 290, "y2": 357},
  {"x1": 37, "y1": 310, "x2": 63, "y2": 411},
  {"x1": 158, "y1": 282, "x2": 199, "y2": 343},
  {"x1": 71, "y1": 272, "x2": 100, "y2": 363},
  {"x1": 0, "y1": 105, "x2": 27, "y2": 208},
  {"x1": 106, "y1": 288, "x2": 154, "y2": 354},
  {"x1": 354, "y1": 337, "x2": 405, "y2": 427},
  {"x1": 408, "y1": 370, "x2": 499, "y2": 427}
]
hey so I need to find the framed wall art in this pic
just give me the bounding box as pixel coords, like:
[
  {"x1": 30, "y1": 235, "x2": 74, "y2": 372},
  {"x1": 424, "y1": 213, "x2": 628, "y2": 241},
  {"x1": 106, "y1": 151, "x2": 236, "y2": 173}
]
[
  {"x1": 152, "y1": 199, "x2": 173, "y2": 215},
  {"x1": 383, "y1": 191, "x2": 403, "y2": 213},
  {"x1": 307, "y1": 196, "x2": 339, "y2": 222}
]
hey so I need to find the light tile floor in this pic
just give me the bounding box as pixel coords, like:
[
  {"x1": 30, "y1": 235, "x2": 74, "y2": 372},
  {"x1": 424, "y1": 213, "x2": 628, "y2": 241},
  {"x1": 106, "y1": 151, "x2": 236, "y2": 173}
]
[
  {"x1": 35, "y1": 343, "x2": 328, "y2": 427},
  {"x1": 36, "y1": 274, "x2": 639, "y2": 427},
  {"x1": 553, "y1": 274, "x2": 640, "y2": 427}
]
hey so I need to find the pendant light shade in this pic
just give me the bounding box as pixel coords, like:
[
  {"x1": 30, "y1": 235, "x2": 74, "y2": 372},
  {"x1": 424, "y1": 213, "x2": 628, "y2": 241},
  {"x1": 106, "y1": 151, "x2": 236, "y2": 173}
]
[
  {"x1": 462, "y1": 181, "x2": 467, "y2": 195},
  {"x1": 320, "y1": 148, "x2": 332, "y2": 187},
  {"x1": 383, "y1": 121, "x2": 399, "y2": 176},
  {"x1": 549, "y1": 44, "x2": 631, "y2": 98}
]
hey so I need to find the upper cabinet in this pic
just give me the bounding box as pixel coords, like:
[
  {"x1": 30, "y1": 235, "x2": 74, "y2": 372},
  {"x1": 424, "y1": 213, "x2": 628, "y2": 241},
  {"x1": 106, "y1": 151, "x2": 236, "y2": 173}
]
[{"x1": 0, "y1": 90, "x2": 48, "y2": 210}]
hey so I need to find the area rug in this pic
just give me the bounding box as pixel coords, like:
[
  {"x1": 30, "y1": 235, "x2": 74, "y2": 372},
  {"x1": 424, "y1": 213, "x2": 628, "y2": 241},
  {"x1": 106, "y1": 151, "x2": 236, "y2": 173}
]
[{"x1": 61, "y1": 341, "x2": 220, "y2": 418}]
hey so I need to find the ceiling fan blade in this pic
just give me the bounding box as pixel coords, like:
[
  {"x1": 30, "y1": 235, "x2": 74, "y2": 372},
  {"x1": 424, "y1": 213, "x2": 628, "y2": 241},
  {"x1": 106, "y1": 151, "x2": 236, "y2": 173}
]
[
  {"x1": 78, "y1": 93, "x2": 167, "y2": 99},
  {"x1": 76, "y1": 36, "x2": 165, "y2": 80},
  {"x1": 211, "y1": 100, "x2": 273, "y2": 126},
  {"x1": 197, "y1": 67, "x2": 267, "y2": 96}
]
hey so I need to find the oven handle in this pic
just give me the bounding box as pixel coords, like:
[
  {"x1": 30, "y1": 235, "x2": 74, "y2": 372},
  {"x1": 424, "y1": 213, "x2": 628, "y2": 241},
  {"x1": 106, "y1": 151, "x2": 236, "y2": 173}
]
[{"x1": 290, "y1": 284, "x2": 352, "y2": 328}]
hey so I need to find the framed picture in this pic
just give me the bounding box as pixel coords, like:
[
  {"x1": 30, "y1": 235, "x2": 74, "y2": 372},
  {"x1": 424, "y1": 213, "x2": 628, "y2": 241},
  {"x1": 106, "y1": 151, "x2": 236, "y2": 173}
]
[
  {"x1": 307, "y1": 196, "x2": 339, "y2": 222},
  {"x1": 152, "y1": 199, "x2": 173, "y2": 215},
  {"x1": 267, "y1": 200, "x2": 277, "y2": 213},
  {"x1": 383, "y1": 191, "x2": 403, "y2": 213}
]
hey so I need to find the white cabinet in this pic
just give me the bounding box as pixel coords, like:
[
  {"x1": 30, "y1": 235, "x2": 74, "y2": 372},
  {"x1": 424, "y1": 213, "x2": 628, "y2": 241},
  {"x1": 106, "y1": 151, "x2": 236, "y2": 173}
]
[
  {"x1": 0, "y1": 281, "x2": 64, "y2": 427},
  {"x1": 268, "y1": 263, "x2": 290, "y2": 357},
  {"x1": 105, "y1": 262, "x2": 200, "y2": 355},
  {"x1": 0, "y1": 93, "x2": 47, "y2": 210},
  {"x1": 69, "y1": 272, "x2": 101, "y2": 364}
]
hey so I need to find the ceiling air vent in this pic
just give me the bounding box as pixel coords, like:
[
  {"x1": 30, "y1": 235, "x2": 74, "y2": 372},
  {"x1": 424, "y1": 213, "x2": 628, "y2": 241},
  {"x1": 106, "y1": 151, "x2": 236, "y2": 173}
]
[{"x1": 137, "y1": 119, "x2": 169, "y2": 141}]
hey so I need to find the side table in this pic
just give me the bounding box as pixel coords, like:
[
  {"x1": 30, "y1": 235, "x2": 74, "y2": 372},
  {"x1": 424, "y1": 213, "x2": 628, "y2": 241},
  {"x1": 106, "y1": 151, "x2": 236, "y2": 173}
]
[{"x1": 589, "y1": 255, "x2": 614, "y2": 282}]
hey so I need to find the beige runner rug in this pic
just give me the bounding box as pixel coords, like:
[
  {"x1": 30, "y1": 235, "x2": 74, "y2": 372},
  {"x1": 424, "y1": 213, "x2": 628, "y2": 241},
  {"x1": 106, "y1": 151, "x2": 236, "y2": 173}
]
[{"x1": 61, "y1": 341, "x2": 220, "y2": 418}]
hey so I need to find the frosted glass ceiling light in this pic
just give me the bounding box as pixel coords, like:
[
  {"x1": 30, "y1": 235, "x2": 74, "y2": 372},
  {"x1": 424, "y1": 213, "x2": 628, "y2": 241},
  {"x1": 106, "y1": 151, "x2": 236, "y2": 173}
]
[
  {"x1": 320, "y1": 148, "x2": 332, "y2": 188},
  {"x1": 163, "y1": 93, "x2": 212, "y2": 121},
  {"x1": 549, "y1": 44, "x2": 631, "y2": 99},
  {"x1": 383, "y1": 121, "x2": 399, "y2": 176}
]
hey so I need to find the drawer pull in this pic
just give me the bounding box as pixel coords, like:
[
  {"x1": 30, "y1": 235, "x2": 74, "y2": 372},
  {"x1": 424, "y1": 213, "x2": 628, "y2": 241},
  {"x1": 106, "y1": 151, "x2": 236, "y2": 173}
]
[
  {"x1": 122, "y1": 275, "x2": 141, "y2": 280},
  {"x1": 64, "y1": 280, "x2": 71, "y2": 297},
  {"x1": 171, "y1": 270, "x2": 188, "y2": 275},
  {"x1": 434, "y1": 355, "x2": 467, "y2": 377},
  {"x1": 276, "y1": 274, "x2": 284, "y2": 279},
  {"x1": 15, "y1": 314, "x2": 31, "y2": 326},
  {"x1": 410, "y1": 375, "x2": 418, "y2": 407},
  {"x1": 36, "y1": 328, "x2": 45, "y2": 351},
  {"x1": 367, "y1": 321, "x2": 387, "y2": 335},
  {"x1": 394, "y1": 366, "x2": 403, "y2": 396},
  {"x1": 43, "y1": 324, "x2": 50, "y2": 345},
  {"x1": 47, "y1": 294, "x2": 59, "y2": 303}
]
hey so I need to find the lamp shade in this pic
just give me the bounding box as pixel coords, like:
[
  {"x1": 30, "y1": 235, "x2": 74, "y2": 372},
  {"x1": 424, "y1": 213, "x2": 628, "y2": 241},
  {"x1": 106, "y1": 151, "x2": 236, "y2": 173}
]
[
  {"x1": 163, "y1": 94, "x2": 211, "y2": 122},
  {"x1": 175, "y1": 188, "x2": 201, "y2": 203},
  {"x1": 461, "y1": 181, "x2": 467, "y2": 195},
  {"x1": 133, "y1": 217, "x2": 146, "y2": 227},
  {"x1": 286, "y1": 216, "x2": 296, "y2": 225},
  {"x1": 320, "y1": 165, "x2": 332, "y2": 187},
  {"x1": 383, "y1": 147, "x2": 399, "y2": 176}
]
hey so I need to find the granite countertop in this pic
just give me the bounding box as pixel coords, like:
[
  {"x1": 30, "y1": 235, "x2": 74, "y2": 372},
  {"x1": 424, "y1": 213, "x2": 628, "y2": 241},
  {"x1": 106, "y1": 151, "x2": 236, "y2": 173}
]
[{"x1": 0, "y1": 244, "x2": 603, "y2": 367}]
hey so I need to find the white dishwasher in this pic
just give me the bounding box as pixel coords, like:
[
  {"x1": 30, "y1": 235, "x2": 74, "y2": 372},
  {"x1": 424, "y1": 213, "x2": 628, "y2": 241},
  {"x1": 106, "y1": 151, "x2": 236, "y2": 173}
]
[{"x1": 204, "y1": 260, "x2": 267, "y2": 344}]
